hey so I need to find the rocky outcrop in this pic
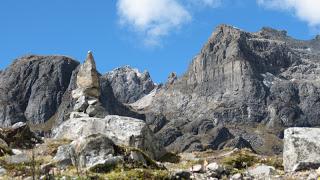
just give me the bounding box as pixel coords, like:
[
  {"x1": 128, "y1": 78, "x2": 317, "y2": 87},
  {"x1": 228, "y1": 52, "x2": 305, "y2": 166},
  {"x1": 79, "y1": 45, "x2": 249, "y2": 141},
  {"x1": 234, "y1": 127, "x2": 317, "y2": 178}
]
[
  {"x1": 53, "y1": 115, "x2": 164, "y2": 160},
  {"x1": 71, "y1": 51, "x2": 107, "y2": 118},
  {"x1": 102, "y1": 66, "x2": 156, "y2": 104},
  {"x1": 0, "y1": 122, "x2": 42, "y2": 149},
  {"x1": 137, "y1": 24, "x2": 320, "y2": 154},
  {"x1": 0, "y1": 55, "x2": 79, "y2": 126},
  {"x1": 283, "y1": 128, "x2": 320, "y2": 172}
]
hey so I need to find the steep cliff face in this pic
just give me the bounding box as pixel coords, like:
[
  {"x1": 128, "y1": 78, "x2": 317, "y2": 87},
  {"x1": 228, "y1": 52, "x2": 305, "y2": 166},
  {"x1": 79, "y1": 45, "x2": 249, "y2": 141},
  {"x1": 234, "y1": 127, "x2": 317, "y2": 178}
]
[
  {"x1": 0, "y1": 55, "x2": 79, "y2": 126},
  {"x1": 135, "y1": 25, "x2": 320, "y2": 153}
]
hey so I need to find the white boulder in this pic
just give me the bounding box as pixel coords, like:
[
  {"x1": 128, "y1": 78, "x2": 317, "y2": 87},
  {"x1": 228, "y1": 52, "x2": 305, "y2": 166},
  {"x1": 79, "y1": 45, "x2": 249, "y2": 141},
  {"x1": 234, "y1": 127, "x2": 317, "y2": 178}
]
[
  {"x1": 283, "y1": 128, "x2": 320, "y2": 172},
  {"x1": 53, "y1": 115, "x2": 164, "y2": 159}
]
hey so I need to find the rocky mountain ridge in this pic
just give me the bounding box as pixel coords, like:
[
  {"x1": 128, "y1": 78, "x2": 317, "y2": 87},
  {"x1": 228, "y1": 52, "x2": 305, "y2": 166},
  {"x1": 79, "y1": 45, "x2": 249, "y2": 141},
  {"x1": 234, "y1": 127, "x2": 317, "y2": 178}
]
[{"x1": 0, "y1": 25, "x2": 320, "y2": 155}]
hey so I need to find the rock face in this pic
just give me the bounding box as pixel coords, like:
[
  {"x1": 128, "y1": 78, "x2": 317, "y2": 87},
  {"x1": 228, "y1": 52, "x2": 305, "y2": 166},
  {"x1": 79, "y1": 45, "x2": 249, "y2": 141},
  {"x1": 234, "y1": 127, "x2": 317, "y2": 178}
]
[
  {"x1": 0, "y1": 55, "x2": 79, "y2": 126},
  {"x1": 103, "y1": 66, "x2": 156, "y2": 104},
  {"x1": 53, "y1": 115, "x2": 164, "y2": 160},
  {"x1": 137, "y1": 24, "x2": 320, "y2": 153},
  {"x1": 283, "y1": 128, "x2": 320, "y2": 172}
]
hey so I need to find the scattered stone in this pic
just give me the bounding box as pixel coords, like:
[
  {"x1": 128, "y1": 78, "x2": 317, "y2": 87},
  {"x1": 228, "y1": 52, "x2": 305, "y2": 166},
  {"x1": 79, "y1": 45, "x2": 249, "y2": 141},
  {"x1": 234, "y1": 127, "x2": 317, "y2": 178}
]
[
  {"x1": 307, "y1": 171, "x2": 319, "y2": 180},
  {"x1": 170, "y1": 170, "x2": 191, "y2": 180},
  {"x1": 11, "y1": 149, "x2": 22, "y2": 155},
  {"x1": 206, "y1": 162, "x2": 224, "y2": 174},
  {"x1": 247, "y1": 164, "x2": 277, "y2": 178},
  {"x1": 283, "y1": 128, "x2": 320, "y2": 172},
  {"x1": 4, "y1": 153, "x2": 31, "y2": 164},
  {"x1": 231, "y1": 173, "x2": 242, "y2": 180},
  {"x1": 0, "y1": 166, "x2": 6, "y2": 176},
  {"x1": 189, "y1": 164, "x2": 204, "y2": 173}
]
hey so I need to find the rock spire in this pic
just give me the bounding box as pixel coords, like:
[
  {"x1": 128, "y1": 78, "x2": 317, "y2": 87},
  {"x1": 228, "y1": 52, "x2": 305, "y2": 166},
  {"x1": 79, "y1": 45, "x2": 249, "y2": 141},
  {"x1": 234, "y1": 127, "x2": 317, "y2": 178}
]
[{"x1": 71, "y1": 51, "x2": 106, "y2": 118}]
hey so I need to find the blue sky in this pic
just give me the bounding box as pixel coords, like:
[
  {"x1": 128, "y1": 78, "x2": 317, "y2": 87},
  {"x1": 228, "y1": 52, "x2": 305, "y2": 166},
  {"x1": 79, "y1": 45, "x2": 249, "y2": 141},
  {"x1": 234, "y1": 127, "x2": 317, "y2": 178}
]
[{"x1": 1, "y1": 0, "x2": 319, "y2": 83}]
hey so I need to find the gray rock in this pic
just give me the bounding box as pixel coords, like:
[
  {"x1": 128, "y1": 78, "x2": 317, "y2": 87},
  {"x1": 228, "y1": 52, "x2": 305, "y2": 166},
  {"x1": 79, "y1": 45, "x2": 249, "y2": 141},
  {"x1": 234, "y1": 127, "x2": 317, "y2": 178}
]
[
  {"x1": 0, "y1": 55, "x2": 79, "y2": 126},
  {"x1": 4, "y1": 153, "x2": 31, "y2": 164},
  {"x1": 231, "y1": 173, "x2": 242, "y2": 180},
  {"x1": 247, "y1": 164, "x2": 277, "y2": 178},
  {"x1": 170, "y1": 170, "x2": 191, "y2": 180},
  {"x1": 0, "y1": 166, "x2": 6, "y2": 176},
  {"x1": 189, "y1": 164, "x2": 204, "y2": 173},
  {"x1": 76, "y1": 51, "x2": 100, "y2": 97},
  {"x1": 53, "y1": 144, "x2": 73, "y2": 167},
  {"x1": 206, "y1": 162, "x2": 224, "y2": 174},
  {"x1": 53, "y1": 115, "x2": 165, "y2": 160},
  {"x1": 283, "y1": 128, "x2": 320, "y2": 172},
  {"x1": 73, "y1": 96, "x2": 88, "y2": 112},
  {"x1": 70, "y1": 134, "x2": 115, "y2": 168},
  {"x1": 103, "y1": 65, "x2": 156, "y2": 104},
  {"x1": 87, "y1": 156, "x2": 123, "y2": 173},
  {"x1": 138, "y1": 24, "x2": 320, "y2": 153}
]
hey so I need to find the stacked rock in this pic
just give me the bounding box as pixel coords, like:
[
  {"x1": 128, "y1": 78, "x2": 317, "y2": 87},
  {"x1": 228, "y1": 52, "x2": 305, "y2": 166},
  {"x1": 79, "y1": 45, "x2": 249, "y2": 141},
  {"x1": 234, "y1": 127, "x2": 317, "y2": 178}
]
[{"x1": 71, "y1": 51, "x2": 107, "y2": 118}]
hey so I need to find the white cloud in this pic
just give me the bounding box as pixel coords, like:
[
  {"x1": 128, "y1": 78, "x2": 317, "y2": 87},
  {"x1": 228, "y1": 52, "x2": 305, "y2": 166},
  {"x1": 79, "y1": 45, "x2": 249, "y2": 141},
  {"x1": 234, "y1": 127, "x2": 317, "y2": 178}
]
[
  {"x1": 257, "y1": 0, "x2": 320, "y2": 27},
  {"x1": 117, "y1": 0, "x2": 220, "y2": 46},
  {"x1": 117, "y1": 0, "x2": 191, "y2": 46}
]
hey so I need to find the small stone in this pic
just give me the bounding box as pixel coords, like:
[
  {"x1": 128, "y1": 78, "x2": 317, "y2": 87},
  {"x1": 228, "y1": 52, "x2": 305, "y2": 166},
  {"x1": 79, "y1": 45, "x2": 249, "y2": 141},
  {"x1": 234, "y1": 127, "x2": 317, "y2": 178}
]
[
  {"x1": 87, "y1": 156, "x2": 123, "y2": 173},
  {"x1": 4, "y1": 153, "x2": 31, "y2": 164},
  {"x1": 190, "y1": 164, "x2": 204, "y2": 173},
  {"x1": 307, "y1": 171, "x2": 318, "y2": 180},
  {"x1": 206, "y1": 162, "x2": 224, "y2": 173},
  {"x1": 231, "y1": 173, "x2": 242, "y2": 180},
  {"x1": 12, "y1": 149, "x2": 22, "y2": 155},
  {"x1": 73, "y1": 96, "x2": 88, "y2": 112},
  {"x1": 171, "y1": 170, "x2": 191, "y2": 180},
  {"x1": 86, "y1": 104, "x2": 106, "y2": 118},
  {"x1": 316, "y1": 167, "x2": 320, "y2": 175},
  {"x1": 11, "y1": 122, "x2": 26, "y2": 129},
  {"x1": 247, "y1": 164, "x2": 276, "y2": 177},
  {"x1": 0, "y1": 166, "x2": 6, "y2": 176},
  {"x1": 88, "y1": 98, "x2": 98, "y2": 105},
  {"x1": 130, "y1": 151, "x2": 147, "y2": 165}
]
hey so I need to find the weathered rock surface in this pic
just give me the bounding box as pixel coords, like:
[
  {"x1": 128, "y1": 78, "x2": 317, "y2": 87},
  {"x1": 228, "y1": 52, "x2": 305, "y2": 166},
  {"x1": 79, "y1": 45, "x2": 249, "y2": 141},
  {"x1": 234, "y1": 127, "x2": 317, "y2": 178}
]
[
  {"x1": 137, "y1": 24, "x2": 320, "y2": 154},
  {"x1": 0, "y1": 55, "x2": 79, "y2": 126},
  {"x1": 283, "y1": 128, "x2": 320, "y2": 172},
  {"x1": 0, "y1": 122, "x2": 42, "y2": 149},
  {"x1": 103, "y1": 66, "x2": 156, "y2": 104},
  {"x1": 53, "y1": 115, "x2": 164, "y2": 160}
]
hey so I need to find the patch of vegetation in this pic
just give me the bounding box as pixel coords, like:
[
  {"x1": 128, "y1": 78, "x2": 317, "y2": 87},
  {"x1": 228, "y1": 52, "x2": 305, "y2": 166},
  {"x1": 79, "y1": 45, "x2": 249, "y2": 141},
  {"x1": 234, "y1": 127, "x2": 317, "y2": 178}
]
[
  {"x1": 221, "y1": 149, "x2": 258, "y2": 172},
  {"x1": 259, "y1": 156, "x2": 283, "y2": 170},
  {"x1": 45, "y1": 138, "x2": 72, "y2": 156},
  {"x1": 0, "y1": 156, "x2": 42, "y2": 177},
  {"x1": 0, "y1": 143, "x2": 13, "y2": 156},
  {"x1": 103, "y1": 168, "x2": 170, "y2": 180},
  {"x1": 159, "y1": 152, "x2": 181, "y2": 163}
]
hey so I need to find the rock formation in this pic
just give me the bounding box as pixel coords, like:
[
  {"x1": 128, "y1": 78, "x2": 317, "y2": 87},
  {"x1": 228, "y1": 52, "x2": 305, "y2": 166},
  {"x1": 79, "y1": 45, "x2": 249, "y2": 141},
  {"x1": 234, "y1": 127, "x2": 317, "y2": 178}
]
[
  {"x1": 283, "y1": 128, "x2": 320, "y2": 172},
  {"x1": 103, "y1": 66, "x2": 156, "y2": 104},
  {"x1": 0, "y1": 55, "x2": 79, "y2": 126},
  {"x1": 53, "y1": 115, "x2": 164, "y2": 160},
  {"x1": 134, "y1": 24, "x2": 320, "y2": 154},
  {"x1": 71, "y1": 51, "x2": 106, "y2": 118}
]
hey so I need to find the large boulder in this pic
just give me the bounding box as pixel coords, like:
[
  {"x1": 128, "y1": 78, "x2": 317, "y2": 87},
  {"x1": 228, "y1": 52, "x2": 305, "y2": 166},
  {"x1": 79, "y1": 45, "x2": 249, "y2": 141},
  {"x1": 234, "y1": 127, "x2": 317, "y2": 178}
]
[
  {"x1": 283, "y1": 128, "x2": 320, "y2": 172},
  {"x1": 53, "y1": 115, "x2": 164, "y2": 160},
  {"x1": 0, "y1": 122, "x2": 42, "y2": 149}
]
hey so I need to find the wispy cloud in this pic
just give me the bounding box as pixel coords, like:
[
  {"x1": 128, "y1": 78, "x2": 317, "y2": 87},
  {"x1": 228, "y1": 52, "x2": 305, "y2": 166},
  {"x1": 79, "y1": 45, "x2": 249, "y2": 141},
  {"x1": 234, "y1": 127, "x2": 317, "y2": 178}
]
[
  {"x1": 257, "y1": 0, "x2": 320, "y2": 28},
  {"x1": 117, "y1": 0, "x2": 220, "y2": 46}
]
